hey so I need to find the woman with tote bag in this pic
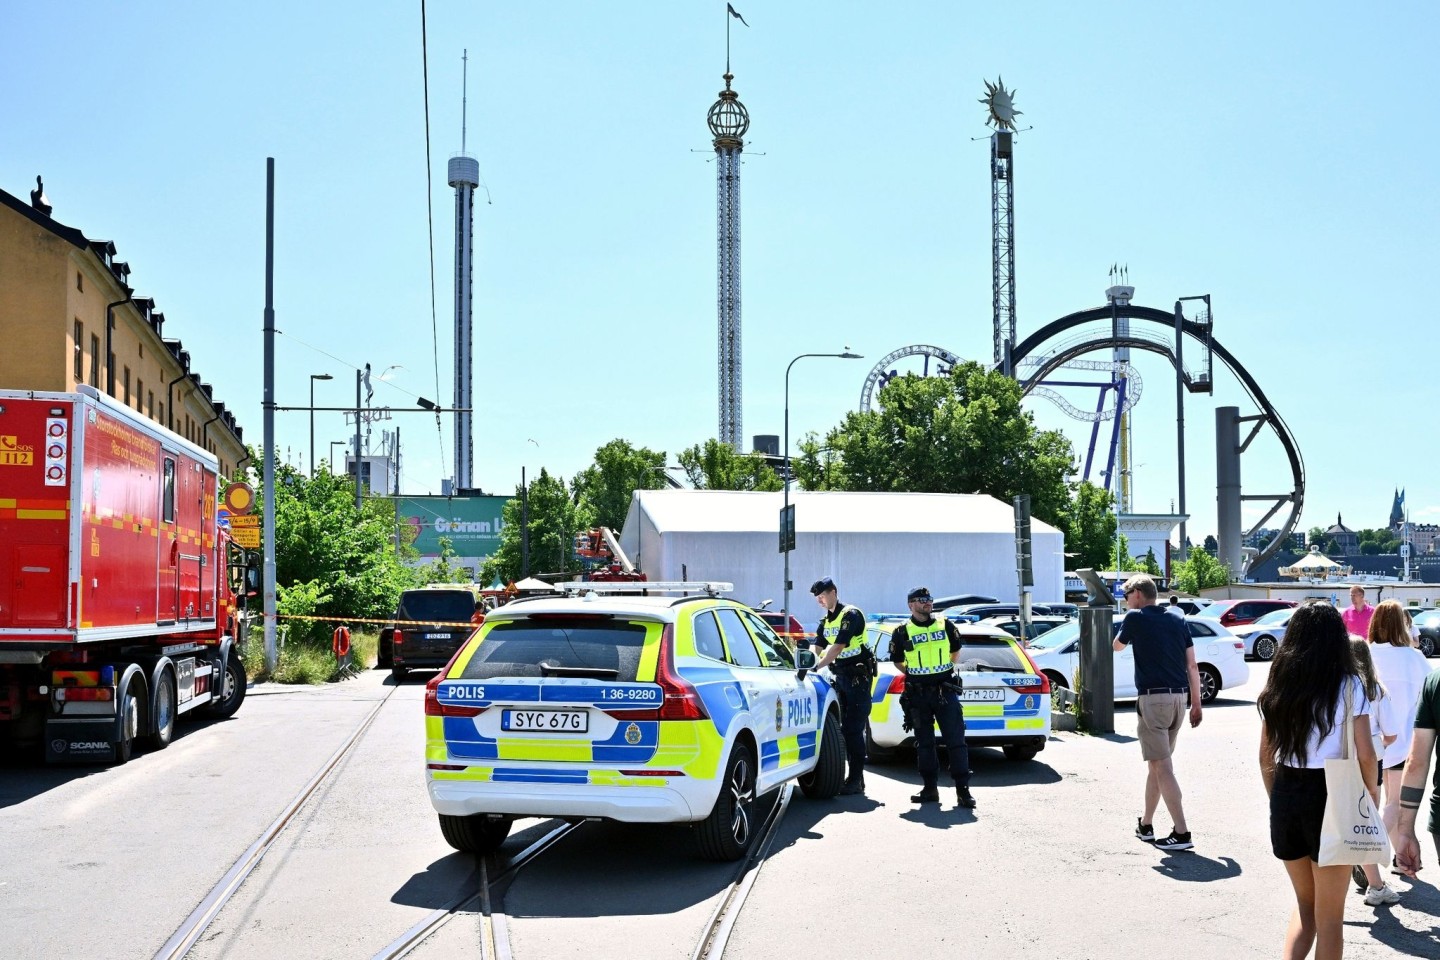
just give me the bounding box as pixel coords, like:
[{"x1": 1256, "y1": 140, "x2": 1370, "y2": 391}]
[{"x1": 1259, "y1": 601, "x2": 1382, "y2": 960}]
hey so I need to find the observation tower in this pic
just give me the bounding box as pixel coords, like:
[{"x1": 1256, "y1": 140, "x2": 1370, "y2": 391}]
[
  {"x1": 448, "y1": 51, "x2": 479, "y2": 490},
  {"x1": 708, "y1": 71, "x2": 749, "y2": 450}
]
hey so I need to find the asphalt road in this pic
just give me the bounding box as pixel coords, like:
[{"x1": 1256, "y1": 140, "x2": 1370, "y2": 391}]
[{"x1": 3, "y1": 661, "x2": 1437, "y2": 959}]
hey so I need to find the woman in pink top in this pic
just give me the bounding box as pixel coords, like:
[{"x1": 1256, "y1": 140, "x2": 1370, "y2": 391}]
[{"x1": 1341, "y1": 585, "x2": 1374, "y2": 638}]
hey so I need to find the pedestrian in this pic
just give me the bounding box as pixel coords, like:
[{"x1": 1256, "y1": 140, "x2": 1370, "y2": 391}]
[
  {"x1": 1166, "y1": 595, "x2": 1185, "y2": 619},
  {"x1": 1114, "y1": 573, "x2": 1202, "y2": 850},
  {"x1": 1341, "y1": 585, "x2": 1374, "y2": 639},
  {"x1": 1349, "y1": 637, "x2": 1401, "y2": 904},
  {"x1": 888, "y1": 586, "x2": 975, "y2": 808},
  {"x1": 1365, "y1": 601, "x2": 1431, "y2": 869},
  {"x1": 1258, "y1": 601, "x2": 1379, "y2": 960},
  {"x1": 809, "y1": 577, "x2": 872, "y2": 796},
  {"x1": 1393, "y1": 666, "x2": 1440, "y2": 879}
]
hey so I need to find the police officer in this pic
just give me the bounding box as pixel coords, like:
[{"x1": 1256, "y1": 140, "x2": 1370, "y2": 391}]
[
  {"x1": 810, "y1": 577, "x2": 872, "y2": 796},
  {"x1": 890, "y1": 586, "x2": 976, "y2": 808}
]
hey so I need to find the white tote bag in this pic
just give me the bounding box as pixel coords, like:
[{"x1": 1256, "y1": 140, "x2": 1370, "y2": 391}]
[{"x1": 1318, "y1": 688, "x2": 1391, "y2": 866}]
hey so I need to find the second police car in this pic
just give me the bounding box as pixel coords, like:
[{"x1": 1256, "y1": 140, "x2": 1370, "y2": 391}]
[
  {"x1": 424, "y1": 583, "x2": 845, "y2": 861},
  {"x1": 864, "y1": 619, "x2": 1052, "y2": 761}
]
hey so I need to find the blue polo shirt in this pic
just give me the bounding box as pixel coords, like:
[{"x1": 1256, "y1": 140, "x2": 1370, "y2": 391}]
[{"x1": 1117, "y1": 606, "x2": 1193, "y2": 692}]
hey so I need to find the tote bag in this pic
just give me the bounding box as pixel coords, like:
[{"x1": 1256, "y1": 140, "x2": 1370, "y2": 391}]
[{"x1": 1318, "y1": 688, "x2": 1391, "y2": 866}]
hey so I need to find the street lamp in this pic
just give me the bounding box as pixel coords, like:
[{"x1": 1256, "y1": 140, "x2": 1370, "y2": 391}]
[
  {"x1": 309, "y1": 373, "x2": 333, "y2": 476},
  {"x1": 782, "y1": 350, "x2": 862, "y2": 624}
]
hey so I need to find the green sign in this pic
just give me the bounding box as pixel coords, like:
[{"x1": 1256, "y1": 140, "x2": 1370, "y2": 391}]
[{"x1": 394, "y1": 495, "x2": 509, "y2": 558}]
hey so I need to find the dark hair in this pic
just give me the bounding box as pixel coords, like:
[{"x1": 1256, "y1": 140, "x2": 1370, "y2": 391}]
[{"x1": 1257, "y1": 601, "x2": 1357, "y2": 766}]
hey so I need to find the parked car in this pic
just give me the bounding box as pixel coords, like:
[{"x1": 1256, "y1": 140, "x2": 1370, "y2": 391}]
[
  {"x1": 980, "y1": 615, "x2": 1072, "y2": 644},
  {"x1": 863, "y1": 622, "x2": 1050, "y2": 761},
  {"x1": 1026, "y1": 615, "x2": 1248, "y2": 703},
  {"x1": 949, "y1": 602, "x2": 1056, "y2": 621},
  {"x1": 1201, "y1": 598, "x2": 1297, "y2": 629},
  {"x1": 381, "y1": 585, "x2": 483, "y2": 681},
  {"x1": 1411, "y1": 609, "x2": 1440, "y2": 657},
  {"x1": 1044, "y1": 603, "x2": 1080, "y2": 619},
  {"x1": 753, "y1": 610, "x2": 808, "y2": 645},
  {"x1": 1225, "y1": 608, "x2": 1294, "y2": 661},
  {"x1": 931, "y1": 594, "x2": 1000, "y2": 612}
]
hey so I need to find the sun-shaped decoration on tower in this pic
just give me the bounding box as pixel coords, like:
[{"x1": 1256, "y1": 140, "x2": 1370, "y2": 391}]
[
  {"x1": 707, "y1": 74, "x2": 750, "y2": 145},
  {"x1": 980, "y1": 76, "x2": 1021, "y2": 131}
]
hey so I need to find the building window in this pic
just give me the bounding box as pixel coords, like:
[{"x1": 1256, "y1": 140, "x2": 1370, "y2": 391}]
[
  {"x1": 147, "y1": 391, "x2": 154, "y2": 418},
  {"x1": 89, "y1": 335, "x2": 100, "y2": 387},
  {"x1": 73, "y1": 320, "x2": 84, "y2": 380},
  {"x1": 136, "y1": 379, "x2": 144, "y2": 412},
  {"x1": 123, "y1": 367, "x2": 131, "y2": 404},
  {"x1": 138, "y1": 343, "x2": 144, "y2": 359},
  {"x1": 76, "y1": 271, "x2": 83, "y2": 292},
  {"x1": 158, "y1": 402, "x2": 165, "y2": 427}
]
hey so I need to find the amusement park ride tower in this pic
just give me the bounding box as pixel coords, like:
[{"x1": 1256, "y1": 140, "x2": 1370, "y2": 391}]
[
  {"x1": 982, "y1": 78, "x2": 1019, "y2": 376},
  {"x1": 448, "y1": 51, "x2": 480, "y2": 490},
  {"x1": 708, "y1": 34, "x2": 750, "y2": 451}
]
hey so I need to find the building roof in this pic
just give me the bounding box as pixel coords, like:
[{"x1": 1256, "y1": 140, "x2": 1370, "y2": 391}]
[
  {"x1": 1325, "y1": 512, "x2": 1355, "y2": 536},
  {"x1": 625, "y1": 490, "x2": 1062, "y2": 536}
]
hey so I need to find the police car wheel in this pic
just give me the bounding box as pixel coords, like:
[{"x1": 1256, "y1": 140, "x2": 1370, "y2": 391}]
[
  {"x1": 799, "y1": 712, "x2": 845, "y2": 799},
  {"x1": 865, "y1": 722, "x2": 896, "y2": 762},
  {"x1": 696, "y1": 743, "x2": 757, "y2": 861},
  {"x1": 438, "y1": 814, "x2": 513, "y2": 854}
]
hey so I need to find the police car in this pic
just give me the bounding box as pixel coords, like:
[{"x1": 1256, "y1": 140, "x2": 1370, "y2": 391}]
[
  {"x1": 424, "y1": 582, "x2": 844, "y2": 861},
  {"x1": 864, "y1": 620, "x2": 1051, "y2": 761}
]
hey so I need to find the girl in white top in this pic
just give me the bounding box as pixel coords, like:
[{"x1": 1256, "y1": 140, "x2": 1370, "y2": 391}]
[
  {"x1": 1350, "y1": 638, "x2": 1400, "y2": 902},
  {"x1": 1259, "y1": 601, "x2": 1379, "y2": 960},
  {"x1": 1366, "y1": 601, "x2": 1435, "y2": 841}
]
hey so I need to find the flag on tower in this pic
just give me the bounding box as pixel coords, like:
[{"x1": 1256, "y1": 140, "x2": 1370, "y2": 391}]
[{"x1": 727, "y1": 4, "x2": 749, "y2": 26}]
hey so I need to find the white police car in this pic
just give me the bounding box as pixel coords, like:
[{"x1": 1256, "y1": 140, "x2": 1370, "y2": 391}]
[
  {"x1": 424, "y1": 583, "x2": 844, "y2": 861},
  {"x1": 864, "y1": 620, "x2": 1051, "y2": 761}
]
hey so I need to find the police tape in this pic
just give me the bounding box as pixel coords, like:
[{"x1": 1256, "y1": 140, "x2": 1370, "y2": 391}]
[{"x1": 259, "y1": 612, "x2": 482, "y2": 629}]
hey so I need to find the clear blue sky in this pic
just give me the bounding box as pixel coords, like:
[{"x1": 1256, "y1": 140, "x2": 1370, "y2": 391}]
[{"x1": 4, "y1": 1, "x2": 1436, "y2": 544}]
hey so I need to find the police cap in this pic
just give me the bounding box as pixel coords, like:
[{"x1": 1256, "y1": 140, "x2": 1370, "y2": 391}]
[
  {"x1": 907, "y1": 586, "x2": 932, "y2": 602},
  {"x1": 809, "y1": 577, "x2": 836, "y2": 596}
]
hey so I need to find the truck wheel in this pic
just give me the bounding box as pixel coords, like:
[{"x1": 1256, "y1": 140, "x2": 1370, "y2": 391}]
[
  {"x1": 377, "y1": 631, "x2": 393, "y2": 669},
  {"x1": 696, "y1": 742, "x2": 757, "y2": 861},
  {"x1": 204, "y1": 655, "x2": 247, "y2": 720},
  {"x1": 798, "y1": 712, "x2": 844, "y2": 799},
  {"x1": 438, "y1": 814, "x2": 512, "y2": 854},
  {"x1": 115, "y1": 675, "x2": 141, "y2": 765},
  {"x1": 148, "y1": 670, "x2": 177, "y2": 750}
]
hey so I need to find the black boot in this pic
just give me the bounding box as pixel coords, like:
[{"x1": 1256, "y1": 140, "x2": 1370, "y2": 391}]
[
  {"x1": 839, "y1": 775, "x2": 865, "y2": 796},
  {"x1": 956, "y1": 785, "x2": 976, "y2": 808},
  {"x1": 911, "y1": 783, "x2": 940, "y2": 803}
]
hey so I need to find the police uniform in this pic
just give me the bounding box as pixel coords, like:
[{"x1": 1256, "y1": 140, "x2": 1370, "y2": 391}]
[
  {"x1": 811, "y1": 578, "x2": 873, "y2": 796},
  {"x1": 890, "y1": 587, "x2": 976, "y2": 808}
]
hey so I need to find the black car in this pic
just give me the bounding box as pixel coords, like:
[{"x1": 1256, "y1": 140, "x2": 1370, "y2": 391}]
[
  {"x1": 379, "y1": 586, "x2": 481, "y2": 681},
  {"x1": 1412, "y1": 609, "x2": 1440, "y2": 658},
  {"x1": 949, "y1": 602, "x2": 1055, "y2": 621},
  {"x1": 931, "y1": 594, "x2": 1000, "y2": 612}
]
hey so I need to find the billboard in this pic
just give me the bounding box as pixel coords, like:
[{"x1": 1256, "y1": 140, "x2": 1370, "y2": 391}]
[{"x1": 393, "y1": 495, "x2": 510, "y2": 558}]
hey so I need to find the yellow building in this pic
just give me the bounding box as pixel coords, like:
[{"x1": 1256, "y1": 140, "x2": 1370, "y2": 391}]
[{"x1": 0, "y1": 178, "x2": 245, "y2": 477}]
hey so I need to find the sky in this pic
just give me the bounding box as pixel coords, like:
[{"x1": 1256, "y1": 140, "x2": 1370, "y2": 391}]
[{"x1": 3, "y1": 1, "x2": 1437, "y2": 545}]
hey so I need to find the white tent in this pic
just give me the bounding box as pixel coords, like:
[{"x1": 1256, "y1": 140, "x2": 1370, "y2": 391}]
[
  {"x1": 1279, "y1": 546, "x2": 1351, "y2": 579},
  {"x1": 617, "y1": 490, "x2": 1065, "y2": 619}
]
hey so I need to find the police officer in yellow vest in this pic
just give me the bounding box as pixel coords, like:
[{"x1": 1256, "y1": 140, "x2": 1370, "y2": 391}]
[
  {"x1": 890, "y1": 586, "x2": 976, "y2": 808},
  {"x1": 810, "y1": 577, "x2": 873, "y2": 796}
]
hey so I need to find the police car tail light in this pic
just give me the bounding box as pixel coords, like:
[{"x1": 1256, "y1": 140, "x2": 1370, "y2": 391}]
[
  {"x1": 655, "y1": 624, "x2": 708, "y2": 721},
  {"x1": 1017, "y1": 650, "x2": 1051, "y2": 694},
  {"x1": 886, "y1": 673, "x2": 905, "y2": 696},
  {"x1": 424, "y1": 673, "x2": 485, "y2": 718}
]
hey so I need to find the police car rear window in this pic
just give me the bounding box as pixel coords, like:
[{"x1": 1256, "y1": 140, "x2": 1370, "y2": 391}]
[
  {"x1": 956, "y1": 637, "x2": 1029, "y2": 673},
  {"x1": 397, "y1": 591, "x2": 475, "y2": 624},
  {"x1": 457, "y1": 618, "x2": 648, "y2": 682}
]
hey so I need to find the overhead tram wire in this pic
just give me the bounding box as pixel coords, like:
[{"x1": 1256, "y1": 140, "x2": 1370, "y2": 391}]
[{"x1": 419, "y1": 0, "x2": 448, "y2": 474}]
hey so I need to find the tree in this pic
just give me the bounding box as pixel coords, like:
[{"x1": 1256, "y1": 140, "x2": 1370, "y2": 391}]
[
  {"x1": 1324, "y1": 537, "x2": 1341, "y2": 555},
  {"x1": 678, "y1": 439, "x2": 782, "y2": 491},
  {"x1": 1137, "y1": 547, "x2": 1162, "y2": 577},
  {"x1": 1108, "y1": 533, "x2": 1133, "y2": 572},
  {"x1": 415, "y1": 537, "x2": 470, "y2": 584},
  {"x1": 481, "y1": 468, "x2": 595, "y2": 585},
  {"x1": 1306, "y1": 526, "x2": 1325, "y2": 547},
  {"x1": 1057, "y1": 481, "x2": 1115, "y2": 572},
  {"x1": 571, "y1": 439, "x2": 668, "y2": 531},
  {"x1": 791, "y1": 362, "x2": 1074, "y2": 526},
  {"x1": 1172, "y1": 548, "x2": 1230, "y2": 594},
  {"x1": 1203, "y1": 534, "x2": 1219, "y2": 555}
]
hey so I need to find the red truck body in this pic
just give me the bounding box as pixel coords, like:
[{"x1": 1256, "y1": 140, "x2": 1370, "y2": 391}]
[{"x1": 0, "y1": 386, "x2": 246, "y2": 763}]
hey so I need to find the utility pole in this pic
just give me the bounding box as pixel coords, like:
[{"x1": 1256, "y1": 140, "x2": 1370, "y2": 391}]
[{"x1": 261, "y1": 158, "x2": 278, "y2": 673}]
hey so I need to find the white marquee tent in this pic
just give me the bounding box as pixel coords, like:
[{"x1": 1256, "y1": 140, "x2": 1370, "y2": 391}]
[{"x1": 617, "y1": 490, "x2": 1065, "y2": 619}]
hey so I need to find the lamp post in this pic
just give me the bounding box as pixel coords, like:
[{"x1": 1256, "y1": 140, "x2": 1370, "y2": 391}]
[
  {"x1": 309, "y1": 373, "x2": 332, "y2": 476},
  {"x1": 782, "y1": 350, "x2": 862, "y2": 623}
]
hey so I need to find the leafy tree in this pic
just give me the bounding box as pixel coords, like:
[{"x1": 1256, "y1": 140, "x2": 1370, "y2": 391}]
[
  {"x1": 678, "y1": 439, "x2": 782, "y2": 491},
  {"x1": 481, "y1": 468, "x2": 595, "y2": 584},
  {"x1": 1108, "y1": 533, "x2": 1133, "y2": 572},
  {"x1": 1057, "y1": 481, "x2": 1115, "y2": 572},
  {"x1": 571, "y1": 439, "x2": 668, "y2": 531},
  {"x1": 791, "y1": 362, "x2": 1073, "y2": 526},
  {"x1": 1202, "y1": 534, "x2": 1219, "y2": 555},
  {"x1": 1323, "y1": 537, "x2": 1341, "y2": 555},
  {"x1": 1137, "y1": 547, "x2": 1162, "y2": 577},
  {"x1": 415, "y1": 537, "x2": 471, "y2": 584},
  {"x1": 1172, "y1": 548, "x2": 1231, "y2": 594}
]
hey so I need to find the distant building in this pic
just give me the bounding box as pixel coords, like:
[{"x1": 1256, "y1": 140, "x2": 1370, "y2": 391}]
[
  {"x1": 1321, "y1": 513, "x2": 1358, "y2": 556},
  {"x1": 0, "y1": 179, "x2": 245, "y2": 476},
  {"x1": 1388, "y1": 488, "x2": 1439, "y2": 554}
]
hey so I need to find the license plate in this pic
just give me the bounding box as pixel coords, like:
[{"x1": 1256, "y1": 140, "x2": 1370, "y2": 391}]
[
  {"x1": 502, "y1": 710, "x2": 589, "y2": 733},
  {"x1": 957, "y1": 689, "x2": 1007, "y2": 702},
  {"x1": 425, "y1": 633, "x2": 451, "y2": 640}
]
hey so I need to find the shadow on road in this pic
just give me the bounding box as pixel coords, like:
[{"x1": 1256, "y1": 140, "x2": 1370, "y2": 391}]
[
  {"x1": 865, "y1": 747, "x2": 1063, "y2": 787},
  {"x1": 1151, "y1": 852, "x2": 1242, "y2": 882},
  {"x1": 1348, "y1": 872, "x2": 1440, "y2": 957}
]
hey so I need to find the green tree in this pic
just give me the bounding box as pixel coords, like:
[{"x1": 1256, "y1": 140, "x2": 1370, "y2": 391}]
[
  {"x1": 1172, "y1": 548, "x2": 1231, "y2": 595},
  {"x1": 678, "y1": 439, "x2": 782, "y2": 491},
  {"x1": 1324, "y1": 537, "x2": 1341, "y2": 555},
  {"x1": 1202, "y1": 534, "x2": 1219, "y2": 555},
  {"x1": 415, "y1": 537, "x2": 471, "y2": 584},
  {"x1": 481, "y1": 468, "x2": 595, "y2": 584},
  {"x1": 267, "y1": 461, "x2": 415, "y2": 648},
  {"x1": 1306, "y1": 526, "x2": 1325, "y2": 546},
  {"x1": 1137, "y1": 547, "x2": 1162, "y2": 577},
  {"x1": 790, "y1": 362, "x2": 1073, "y2": 526},
  {"x1": 1108, "y1": 533, "x2": 1133, "y2": 571},
  {"x1": 571, "y1": 439, "x2": 668, "y2": 531},
  {"x1": 1056, "y1": 481, "x2": 1116, "y2": 572}
]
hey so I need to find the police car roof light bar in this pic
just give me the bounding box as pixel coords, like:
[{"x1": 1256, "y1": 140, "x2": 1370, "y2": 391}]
[{"x1": 556, "y1": 581, "x2": 734, "y2": 597}]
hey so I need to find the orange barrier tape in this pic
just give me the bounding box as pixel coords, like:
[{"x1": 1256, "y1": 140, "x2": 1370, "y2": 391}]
[{"x1": 262, "y1": 613, "x2": 481, "y2": 629}]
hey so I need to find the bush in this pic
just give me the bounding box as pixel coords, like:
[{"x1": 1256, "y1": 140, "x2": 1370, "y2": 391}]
[{"x1": 239, "y1": 625, "x2": 379, "y2": 684}]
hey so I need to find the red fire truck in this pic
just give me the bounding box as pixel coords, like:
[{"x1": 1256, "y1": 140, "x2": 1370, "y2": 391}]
[{"x1": 0, "y1": 386, "x2": 249, "y2": 764}]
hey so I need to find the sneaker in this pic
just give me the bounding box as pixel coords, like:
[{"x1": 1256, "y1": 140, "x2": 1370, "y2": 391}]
[
  {"x1": 1353, "y1": 864, "x2": 1369, "y2": 892},
  {"x1": 1364, "y1": 883, "x2": 1401, "y2": 906},
  {"x1": 1135, "y1": 819, "x2": 1156, "y2": 843},
  {"x1": 910, "y1": 786, "x2": 940, "y2": 803},
  {"x1": 1390, "y1": 856, "x2": 1406, "y2": 877},
  {"x1": 956, "y1": 786, "x2": 977, "y2": 809},
  {"x1": 1153, "y1": 830, "x2": 1194, "y2": 851}
]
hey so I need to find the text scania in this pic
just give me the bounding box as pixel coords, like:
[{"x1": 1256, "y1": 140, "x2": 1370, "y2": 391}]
[
  {"x1": 434, "y1": 517, "x2": 504, "y2": 535},
  {"x1": 785, "y1": 697, "x2": 814, "y2": 728}
]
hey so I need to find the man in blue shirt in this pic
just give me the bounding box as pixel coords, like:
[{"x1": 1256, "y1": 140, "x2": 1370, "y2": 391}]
[{"x1": 1114, "y1": 574, "x2": 1203, "y2": 851}]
